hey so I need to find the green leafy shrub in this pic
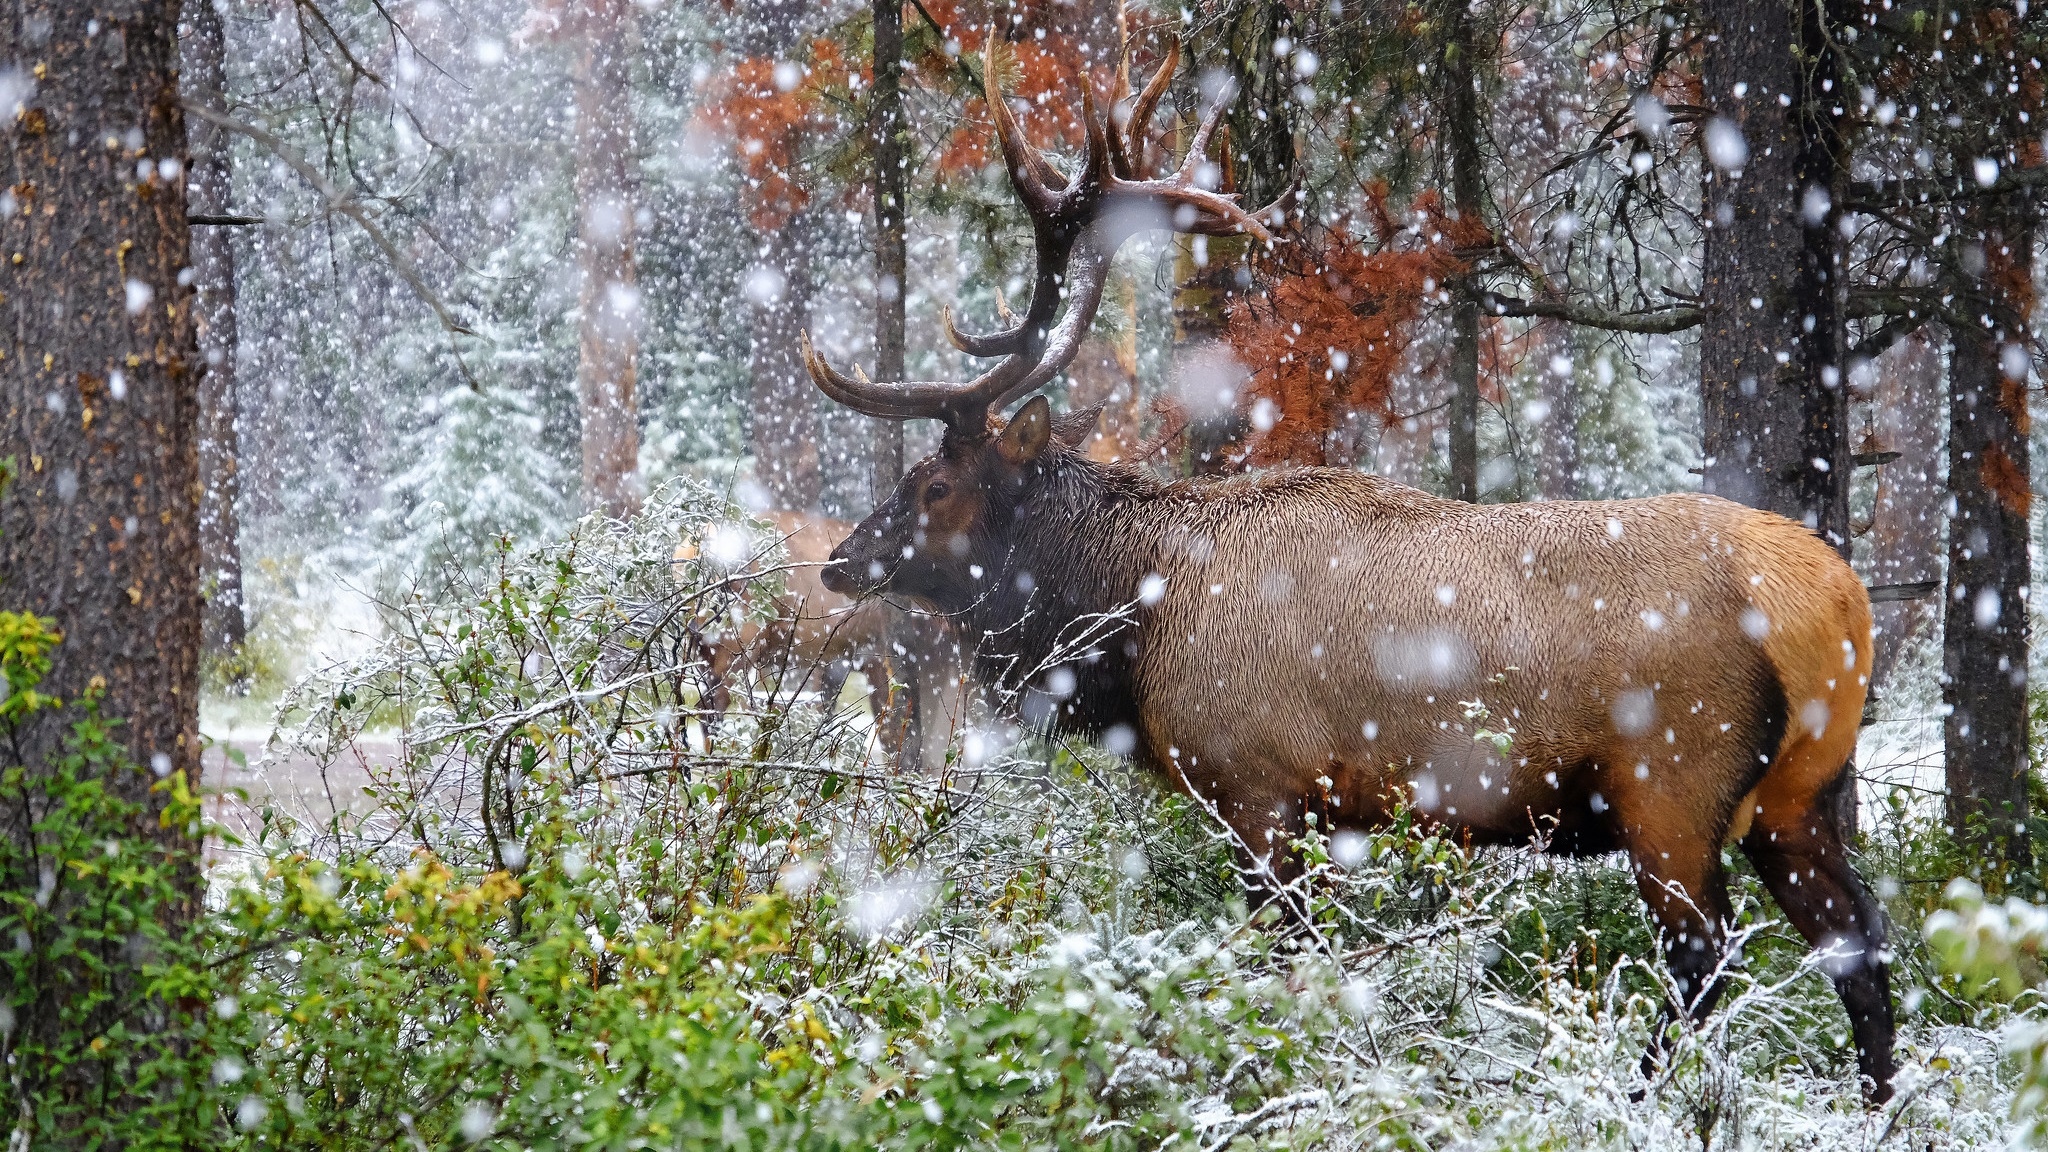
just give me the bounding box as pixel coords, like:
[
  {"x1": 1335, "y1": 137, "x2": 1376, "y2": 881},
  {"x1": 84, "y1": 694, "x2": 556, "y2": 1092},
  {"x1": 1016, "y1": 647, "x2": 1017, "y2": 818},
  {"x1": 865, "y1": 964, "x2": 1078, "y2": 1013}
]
[{"x1": 0, "y1": 611, "x2": 230, "y2": 1147}]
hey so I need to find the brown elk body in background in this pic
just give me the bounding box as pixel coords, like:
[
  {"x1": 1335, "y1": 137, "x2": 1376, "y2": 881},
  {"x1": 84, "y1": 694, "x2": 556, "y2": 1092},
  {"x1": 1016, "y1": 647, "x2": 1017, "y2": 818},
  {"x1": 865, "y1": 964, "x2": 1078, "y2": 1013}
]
[
  {"x1": 674, "y1": 510, "x2": 969, "y2": 766},
  {"x1": 804, "y1": 32, "x2": 1894, "y2": 1100},
  {"x1": 676, "y1": 510, "x2": 886, "y2": 709}
]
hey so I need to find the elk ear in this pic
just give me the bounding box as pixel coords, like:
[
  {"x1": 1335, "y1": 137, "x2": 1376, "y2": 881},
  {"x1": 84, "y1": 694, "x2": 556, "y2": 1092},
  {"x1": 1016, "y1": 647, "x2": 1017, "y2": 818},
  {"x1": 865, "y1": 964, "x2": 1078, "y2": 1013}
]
[
  {"x1": 1050, "y1": 402, "x2": 1105, "y2": 449},
  {"x1": 996, "y1": 395, "x2": 1053, "y2": 467}
]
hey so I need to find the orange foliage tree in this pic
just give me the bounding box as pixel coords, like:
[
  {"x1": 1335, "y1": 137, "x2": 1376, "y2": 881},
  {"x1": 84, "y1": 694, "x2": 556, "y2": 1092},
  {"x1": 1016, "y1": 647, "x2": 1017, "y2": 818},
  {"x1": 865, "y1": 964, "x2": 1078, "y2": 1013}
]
[
  {"x1": 1228, "y1": 186, "x2": 1485, "y2": 466},
  {"x1": 696, "y1": 38, "x2": 850, "y2": 231},
  {"x1": 913, "y1": 1, "x2": 1147, "y2": 181}
]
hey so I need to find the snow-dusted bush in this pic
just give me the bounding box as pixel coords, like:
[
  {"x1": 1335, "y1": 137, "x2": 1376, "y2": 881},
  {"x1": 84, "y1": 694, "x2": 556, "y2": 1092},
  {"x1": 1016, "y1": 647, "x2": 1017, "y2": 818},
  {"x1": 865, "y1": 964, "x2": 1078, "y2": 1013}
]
[{"x1": 162, "y1": 487, "x2": 2033, "y2": 1148}]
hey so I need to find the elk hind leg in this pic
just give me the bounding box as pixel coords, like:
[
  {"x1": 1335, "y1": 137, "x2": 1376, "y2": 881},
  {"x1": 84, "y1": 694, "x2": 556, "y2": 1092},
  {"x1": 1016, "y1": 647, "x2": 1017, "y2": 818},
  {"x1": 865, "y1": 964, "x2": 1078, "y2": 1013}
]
[{"x1": 1739, "y1": 768, "x2": 1896, "y2": 1102}]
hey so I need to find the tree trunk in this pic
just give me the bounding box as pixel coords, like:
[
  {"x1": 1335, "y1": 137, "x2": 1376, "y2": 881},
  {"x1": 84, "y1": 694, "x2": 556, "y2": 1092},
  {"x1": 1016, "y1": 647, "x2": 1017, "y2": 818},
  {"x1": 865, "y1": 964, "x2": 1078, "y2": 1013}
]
[
  {"x1": 1222, "y1": 0, "x2": 1296, "y2": 212},
  {"x1": 1171, "y1": 229, "x2": 1251, "y2": 475},
  {"x1": 572, "y1": 0, "x2": 642, "y2": 520},
  {"x1": 183, "y1": 0, "x2": 246, "y2": 662},
  {"x1": 749, "y1": 215, "x2": 819, "y2": 511},
  {"x1": 1697, "y1": 0, "x2": 1848, "y2": 538},
  {"x1": 1864, "y1": 329, "x2": 1942, "y2": 689},
  {"x1": 1, "y1": 0, "x2": 200, "y2": 797},
  {"x1": 1943, "y1": 193, "x2": 2034, "y2": 870},
  {"x1": 0, "y1": 0, "x2": 202, "y2": 1117},
  {"x1": 1172, "y1": 2, "x2": 1296, "y2": 476},
  {"x1": 1532, "y1": 321, "x2": 1580, "y2": 499},
  {"x1": 870, "y1": 0, "x2": 906, "y2": 503},
  {"x1": 1699, "y1": 0, "x2": 1856, "y2": 836},
  {"x1": 1444, "y1": 0, "x2": 1485, "y2": 503},
  {"x1": 869, "y1": 0, "x2": 923, "y2": 769},
  {"x1": 741, "y1": 1, "x2": 819, "y2": 512}
]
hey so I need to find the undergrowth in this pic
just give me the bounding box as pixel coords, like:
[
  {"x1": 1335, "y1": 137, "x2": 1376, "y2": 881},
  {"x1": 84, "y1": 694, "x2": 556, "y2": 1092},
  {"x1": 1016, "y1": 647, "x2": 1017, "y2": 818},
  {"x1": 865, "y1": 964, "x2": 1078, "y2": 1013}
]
[{"x1": 5, "y1": 479, "x2": 2044, "y2": 1148}]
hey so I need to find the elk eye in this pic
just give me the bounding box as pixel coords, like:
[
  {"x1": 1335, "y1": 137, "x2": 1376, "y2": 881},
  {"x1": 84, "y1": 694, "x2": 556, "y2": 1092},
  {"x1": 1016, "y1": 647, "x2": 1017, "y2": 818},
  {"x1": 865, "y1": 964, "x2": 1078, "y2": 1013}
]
[{"x1": 925, "y1": 481, "x2": 950, "y2": 502}]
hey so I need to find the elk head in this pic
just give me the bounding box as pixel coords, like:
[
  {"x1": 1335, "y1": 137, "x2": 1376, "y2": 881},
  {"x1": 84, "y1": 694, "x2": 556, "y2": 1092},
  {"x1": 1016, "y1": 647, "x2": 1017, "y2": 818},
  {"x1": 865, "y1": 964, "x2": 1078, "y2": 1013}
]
[{"x1": 807, "y1": 30, "x2": 1276, "y2": 607}]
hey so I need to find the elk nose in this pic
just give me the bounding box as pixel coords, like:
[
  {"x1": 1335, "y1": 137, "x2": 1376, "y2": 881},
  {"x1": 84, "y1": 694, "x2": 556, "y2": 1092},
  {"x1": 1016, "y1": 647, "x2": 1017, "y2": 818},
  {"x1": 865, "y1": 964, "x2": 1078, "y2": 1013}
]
[{"x1": 819, "y1": 557, "x2": 855, "y2": 595}]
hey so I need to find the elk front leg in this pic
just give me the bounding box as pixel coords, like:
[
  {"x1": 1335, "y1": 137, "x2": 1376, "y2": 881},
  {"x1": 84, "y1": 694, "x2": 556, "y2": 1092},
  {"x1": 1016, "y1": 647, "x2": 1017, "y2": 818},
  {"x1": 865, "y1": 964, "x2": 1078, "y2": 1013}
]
[
  {"x1": 1196, "y1": 770, "x2": 1313, "y2": 918},
  {"x1": 1624, "y1": 821, "x2": 1736, "y2": 1084}
]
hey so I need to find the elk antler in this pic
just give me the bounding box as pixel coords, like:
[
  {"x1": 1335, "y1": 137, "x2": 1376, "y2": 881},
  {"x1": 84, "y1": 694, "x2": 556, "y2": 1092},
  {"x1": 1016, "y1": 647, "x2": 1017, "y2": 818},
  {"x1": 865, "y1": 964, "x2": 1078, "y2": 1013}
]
[{"x1": 802, "y1": 29, "x2": 1285, "y2": 431}]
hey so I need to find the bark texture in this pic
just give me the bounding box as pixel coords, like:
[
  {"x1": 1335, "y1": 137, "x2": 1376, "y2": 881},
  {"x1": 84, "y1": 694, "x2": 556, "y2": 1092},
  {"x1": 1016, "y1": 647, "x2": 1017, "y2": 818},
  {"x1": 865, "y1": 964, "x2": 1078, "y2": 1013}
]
[
  {"x1": 1697, "y1": 0, "x2": 1849, "y2": 543},
  {"x1": 1863, "y1": 329, "x2": 1942, "y2": 689},
  {"x1": 0, "y1": 0, "x2": 201, "y2": 787},
  {"x1": 870, "y1": 0, "x2": 906, "y2": 503},
  {"x1": 1443, "y1": 0, "x2": 1485, "y2": 503},
  {"x1": 183, "y1": 0, "x2": 245, "y2": 658},
  {"x1": 1699, "y1": 0, "x2": 1855, "y2": 837},
  {"x1": 1, "y1": 20, "x2": 202, "y2": 1123},
  {"x1": 1943, "y1": 196, "x2": 2034, "y2": 867},
  {"x1": 571, "y1": 0, "x2": 642, "y2": 519},
  {"x1": 1173, "y1": 0, "x2": 1295, "y2": 476},
  {"x1": 869, "y1": 0, "x2": 923, "y2": 769}
]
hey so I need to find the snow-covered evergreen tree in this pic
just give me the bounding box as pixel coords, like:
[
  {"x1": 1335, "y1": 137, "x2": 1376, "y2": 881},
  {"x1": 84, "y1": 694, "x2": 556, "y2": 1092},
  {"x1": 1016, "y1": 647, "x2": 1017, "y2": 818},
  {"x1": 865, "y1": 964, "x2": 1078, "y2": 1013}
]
[{"x1": 370, "y1": 382, "x2": 570, "y2": 586}]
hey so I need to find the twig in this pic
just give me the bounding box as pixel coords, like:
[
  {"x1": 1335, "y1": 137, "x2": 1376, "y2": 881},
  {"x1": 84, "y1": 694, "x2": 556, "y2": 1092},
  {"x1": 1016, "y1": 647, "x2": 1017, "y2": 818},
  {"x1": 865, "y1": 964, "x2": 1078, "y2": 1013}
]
[{"x1": 181, "y1": 100, "x2": 485, "y2": 388}]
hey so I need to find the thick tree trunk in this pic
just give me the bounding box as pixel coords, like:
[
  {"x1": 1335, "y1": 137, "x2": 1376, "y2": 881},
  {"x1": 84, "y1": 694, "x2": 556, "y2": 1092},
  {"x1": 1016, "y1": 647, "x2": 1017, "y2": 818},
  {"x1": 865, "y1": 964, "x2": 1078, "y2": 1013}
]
[
  {"x1": 1697, "y1": 0, "x2": 1848, "y2": 537},
  {"x1": 0, "y1": 0, "x2": 202, "y2": 1120},
  {"x1": 1444, "y1": 0, "x2": 1485, "y2": 503},
  {"x1": 1943, "y1": 195, "x2": 2034, "y2": 870},
  {"x1": 1699, "y1": 0, "x2": 1856, "y2": 836},
  {"x1": 1864, "y1": 329, "x2": 1943, "y2": 689},
  {"x1": 1, "y1": 0, "x2": 200, "y2": 793},
  {"x1": 1172, "y1": 1, "x2": 1295, "y2": 476},
  {"x1": 183, "y1": 0, "x2": 246, "y2": 661},
  {"x1": 572, "y1": 0, "x2": 642, "y2": 520}
]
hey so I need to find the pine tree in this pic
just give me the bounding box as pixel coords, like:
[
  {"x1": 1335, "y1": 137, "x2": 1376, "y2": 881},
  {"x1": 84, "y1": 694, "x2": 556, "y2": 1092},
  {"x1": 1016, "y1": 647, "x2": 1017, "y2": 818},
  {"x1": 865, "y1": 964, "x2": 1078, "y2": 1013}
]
[
  {"x1": 0, "y1": 0, "x2": 204, "y2": 1123},
  {"x1": 372, "y1": 384, "x2": 571, "y2": 585}
]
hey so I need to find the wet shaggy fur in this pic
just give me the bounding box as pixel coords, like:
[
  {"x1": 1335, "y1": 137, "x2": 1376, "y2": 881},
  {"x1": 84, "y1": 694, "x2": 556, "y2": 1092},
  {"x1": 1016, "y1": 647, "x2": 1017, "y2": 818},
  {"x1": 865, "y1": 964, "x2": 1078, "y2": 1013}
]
[{"x1": 828, "y1": 405, "x2": 1894, "y2": 1099}]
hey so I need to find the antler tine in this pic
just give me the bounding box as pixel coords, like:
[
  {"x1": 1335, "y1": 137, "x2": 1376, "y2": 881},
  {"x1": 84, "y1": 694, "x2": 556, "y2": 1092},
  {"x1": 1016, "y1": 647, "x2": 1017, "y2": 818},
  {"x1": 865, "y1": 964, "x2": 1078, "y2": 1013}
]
[
  {"x1": 941, "y1": 305, "x2": 1018, "y2": 358},
  {"x1": 1125, "y1": 37, "x2": 1179, "y2": 177},
  {"x1": 983, "y1": 36, "x2": 1068, "y2": 202},
  {"x1": 983, "y1": 240, "x2": 1117, "y2": 416},
  {"x1": 1105, "y1": 24, "x2": 1136, "y2": 179},
  {"x1": 802, "y1": 331, "x2": 1034, "y2": 421},
  {"x1": 1178, "y1": 100, "x2": 1228, "y2": 184},
  {"x1": 805, "y1": 22, "x2": 1277, "y2": 432}
]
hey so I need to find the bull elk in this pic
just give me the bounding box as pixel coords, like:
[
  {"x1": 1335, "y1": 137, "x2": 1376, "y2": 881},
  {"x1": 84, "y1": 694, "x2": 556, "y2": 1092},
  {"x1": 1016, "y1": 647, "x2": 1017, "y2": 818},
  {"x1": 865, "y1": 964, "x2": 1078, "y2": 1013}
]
[{"x1": 804, "y1": 34, "x2": 1894, "y2": 1100}]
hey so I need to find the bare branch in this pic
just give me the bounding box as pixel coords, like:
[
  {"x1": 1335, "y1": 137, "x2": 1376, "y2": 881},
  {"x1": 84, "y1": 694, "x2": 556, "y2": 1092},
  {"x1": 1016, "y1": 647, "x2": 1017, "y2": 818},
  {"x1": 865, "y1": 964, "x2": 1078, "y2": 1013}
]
[
  {"x1": 1478, "y1": 291, "x2": 1703, "y2": 334},
  {"x1": 182, "y1": 99, "x2": 484, "y2": 387}
]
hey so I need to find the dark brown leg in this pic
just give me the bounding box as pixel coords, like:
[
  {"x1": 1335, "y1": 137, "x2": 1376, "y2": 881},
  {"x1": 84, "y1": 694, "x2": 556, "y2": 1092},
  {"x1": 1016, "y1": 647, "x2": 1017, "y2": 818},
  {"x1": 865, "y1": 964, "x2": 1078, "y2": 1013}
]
[
  {"x1": 1742, "y1": 800, "x2": 1896, "y2": 1102},
  {"x1": 1626, "y1": 830, "x2": 1736, "y2": 1085}
]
